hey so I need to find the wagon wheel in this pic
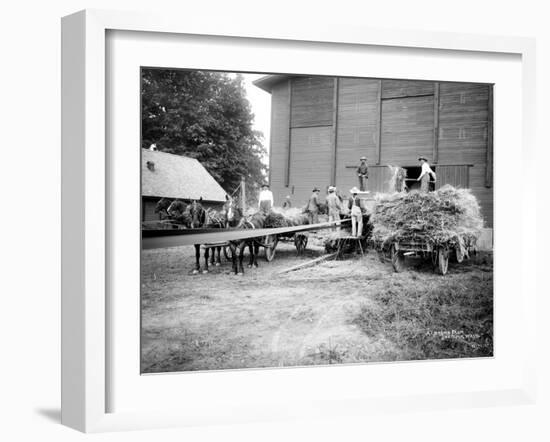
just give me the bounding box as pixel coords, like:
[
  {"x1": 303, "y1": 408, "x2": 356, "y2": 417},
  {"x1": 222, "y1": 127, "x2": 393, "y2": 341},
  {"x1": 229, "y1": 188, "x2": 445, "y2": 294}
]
[
  {"x1": 294, "y1": 234, "x2": 308, "y2": 255},
  {"x1": 264, "y1": 235, "x2": 278, "y2": 262},
  {"x1": 391, "y1": 244, "x2": 405, "y2": 272},
  {"x1": 437, "y1": 247, "x2": 450, "y2": 275}
]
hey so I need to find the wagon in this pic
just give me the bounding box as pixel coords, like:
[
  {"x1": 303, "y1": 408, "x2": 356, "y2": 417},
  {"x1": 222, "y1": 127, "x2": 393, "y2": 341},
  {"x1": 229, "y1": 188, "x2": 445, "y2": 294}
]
[
  {"x1": 377, "y1": 238, "x2": 468, "y2": 275},
  {"x1": 201, "y1": 231, "x2": 308, "y2": 263},
  {"x1": 262, "y1": 231, "x2": 309, "y2": 262}
]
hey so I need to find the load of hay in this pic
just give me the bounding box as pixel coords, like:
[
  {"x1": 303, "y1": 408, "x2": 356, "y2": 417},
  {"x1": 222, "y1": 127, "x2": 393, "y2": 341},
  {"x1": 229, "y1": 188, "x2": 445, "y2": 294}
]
[
  {"x1": 264, "y1": 207, "x2": 310, "y2": 228},
  {"x1": 371, "y1": 185, "x2": 483, "y2": 257}
]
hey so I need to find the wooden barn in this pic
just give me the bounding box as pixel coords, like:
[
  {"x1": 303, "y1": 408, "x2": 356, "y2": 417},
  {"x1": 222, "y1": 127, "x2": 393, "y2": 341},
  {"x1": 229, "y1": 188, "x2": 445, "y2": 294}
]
[
  {"x1": 254, "y1": 76, "x2": 494, "y2": 228},
  {"x1": 141, "y1": 148, "x2": 227, "y2": 221}
]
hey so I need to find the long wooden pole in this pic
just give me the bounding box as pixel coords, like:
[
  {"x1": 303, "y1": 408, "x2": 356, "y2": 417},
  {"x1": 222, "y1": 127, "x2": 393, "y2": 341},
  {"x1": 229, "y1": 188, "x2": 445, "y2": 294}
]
[
  {"x1": 433, "y1": 82, "x2": 440, "y2": 164},
  {"x1": 486, "y1": 85, "x2": 493, "y2": 188},
  {"x1": 375, "y1": 79, "x2": 383, "y2": 165},
  {"x1": 240, "y1": 176, "x2": 246, "y2": 213},
  {"x1": 331, "y1": 77, "x2": 339, "y2": 186}
]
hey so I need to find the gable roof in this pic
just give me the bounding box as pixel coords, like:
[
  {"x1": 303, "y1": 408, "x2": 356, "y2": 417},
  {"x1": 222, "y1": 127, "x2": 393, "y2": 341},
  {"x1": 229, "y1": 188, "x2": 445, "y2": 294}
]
[{"x1": 141, "y1": 149, "x2": 227, "y2": 202}]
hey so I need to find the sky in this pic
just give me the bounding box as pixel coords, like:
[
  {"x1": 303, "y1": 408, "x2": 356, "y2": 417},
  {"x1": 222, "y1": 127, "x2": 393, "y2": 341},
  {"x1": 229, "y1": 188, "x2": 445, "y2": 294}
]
[{"x1": 239, "y1": 73, "x2": 272, "y2": 165}]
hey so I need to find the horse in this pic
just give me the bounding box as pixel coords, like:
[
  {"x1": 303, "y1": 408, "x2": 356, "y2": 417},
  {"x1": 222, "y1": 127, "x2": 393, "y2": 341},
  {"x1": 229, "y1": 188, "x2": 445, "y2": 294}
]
[
  {"x1": 166, "y1": 199, "x2": 190, "y2": 226},
  {"x1": 187, "y1": 196, "x2": 239, "y2": 274},
  {"x1": 154, "y1": 197, "x2": 173, "y2": 220},
  {"x1": 228, "y1": 211, "x2": 267, "y2": 275}
]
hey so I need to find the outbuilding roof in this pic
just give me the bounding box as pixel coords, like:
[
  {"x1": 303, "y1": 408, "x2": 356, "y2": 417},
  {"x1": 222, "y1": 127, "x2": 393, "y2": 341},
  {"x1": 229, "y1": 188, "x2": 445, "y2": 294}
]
[{"x1": 141, "y1": 149, "x2": 227, "y2": 202}]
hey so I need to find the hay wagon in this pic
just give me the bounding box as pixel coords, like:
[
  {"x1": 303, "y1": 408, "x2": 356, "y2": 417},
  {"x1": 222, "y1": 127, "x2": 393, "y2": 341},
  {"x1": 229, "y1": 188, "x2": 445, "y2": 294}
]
[
  {"x1": 262, "y1": 232, "x2": 308, "y2": 261},
  {"x1": 199, "y1": 229, "x2": 309, "y2": 263},
  {"x1": 377, "y1": 239, "x2": 468, "y2": 275}
]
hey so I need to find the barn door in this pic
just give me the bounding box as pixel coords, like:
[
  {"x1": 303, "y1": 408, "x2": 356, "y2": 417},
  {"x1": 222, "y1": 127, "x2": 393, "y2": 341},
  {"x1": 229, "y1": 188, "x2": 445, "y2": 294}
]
[{"x1": 435, "y1": 165, "x2": 470, "y2": 189}]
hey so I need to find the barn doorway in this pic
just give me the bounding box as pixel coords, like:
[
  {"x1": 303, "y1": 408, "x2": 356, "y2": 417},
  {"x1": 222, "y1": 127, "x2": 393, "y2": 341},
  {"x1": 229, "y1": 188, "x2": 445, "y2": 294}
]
[{"x1": 403, "y1": 166, "x2": 436, "y2": 192}]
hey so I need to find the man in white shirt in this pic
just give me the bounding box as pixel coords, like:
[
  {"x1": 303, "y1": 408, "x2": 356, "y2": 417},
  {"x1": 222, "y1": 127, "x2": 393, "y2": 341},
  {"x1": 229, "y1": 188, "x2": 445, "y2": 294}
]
[
  {"x1": 258, "y1": 183, "x2": 274, "y2": 213},
  {"x1": 417, "y1": 157, "x2": 437, "y2": 192}
]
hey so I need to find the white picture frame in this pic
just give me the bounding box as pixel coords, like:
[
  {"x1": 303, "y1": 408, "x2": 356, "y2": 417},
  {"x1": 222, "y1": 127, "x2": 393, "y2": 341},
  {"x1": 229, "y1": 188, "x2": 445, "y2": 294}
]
[{"x1": 61, "y1": 9, "x2": 537, "y2": 433}]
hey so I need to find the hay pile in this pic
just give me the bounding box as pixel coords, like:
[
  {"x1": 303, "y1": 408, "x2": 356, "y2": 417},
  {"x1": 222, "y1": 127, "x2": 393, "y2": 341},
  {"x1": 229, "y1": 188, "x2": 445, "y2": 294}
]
[
  {"x1": 264, "y1": 207, "x2": 310, "y2": 227},
  {"x1": 371, "y1": 185, "x2": 483, "y2": 255}
]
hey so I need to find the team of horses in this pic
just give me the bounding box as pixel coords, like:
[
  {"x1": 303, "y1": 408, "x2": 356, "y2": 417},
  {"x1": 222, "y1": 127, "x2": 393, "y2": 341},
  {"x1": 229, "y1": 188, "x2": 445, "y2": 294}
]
[{"x1": 153, "y1": 197, "x2": 266, "y2": 275}]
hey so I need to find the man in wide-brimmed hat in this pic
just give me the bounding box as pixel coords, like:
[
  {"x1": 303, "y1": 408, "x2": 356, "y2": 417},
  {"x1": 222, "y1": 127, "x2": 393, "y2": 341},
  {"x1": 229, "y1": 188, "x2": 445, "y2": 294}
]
[
  {"x1": 348, "y1": 186, "x2": 363, "y2": 237},
  {"x1": 326, "y1": 186, "x2": 342, "y2": 231},
  {"x1": 417, "y1": 157, "x2": 437, "y2": 192},
  {"x1": 356, "y1": 156, "x2": 369, "y2": 191},
  {"x1": 306, "y1": 187, "x2": 321, "y2": 224},
  {"x1": 258, "y1": 182, "x2": 274, "y2": 214}
]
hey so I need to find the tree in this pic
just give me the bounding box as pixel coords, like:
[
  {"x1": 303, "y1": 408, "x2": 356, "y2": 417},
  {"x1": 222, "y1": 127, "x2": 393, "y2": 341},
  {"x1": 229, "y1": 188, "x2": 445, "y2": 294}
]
[{"x1": 141, "y1": 69, "x2": 267, "y2": 196}]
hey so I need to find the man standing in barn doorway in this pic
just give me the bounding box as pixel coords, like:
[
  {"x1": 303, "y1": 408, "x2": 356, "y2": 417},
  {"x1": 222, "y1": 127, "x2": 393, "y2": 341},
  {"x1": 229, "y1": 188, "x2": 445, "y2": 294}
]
[
  {"x1": 357, "y1": 156, "x2": 369, "y2": 191},
  {"x1": 417, "y1": 157, "x2": 437, "y2": 192},
  {"x1": 306, "y1": 187, "x2": 321, "y2": 224}
]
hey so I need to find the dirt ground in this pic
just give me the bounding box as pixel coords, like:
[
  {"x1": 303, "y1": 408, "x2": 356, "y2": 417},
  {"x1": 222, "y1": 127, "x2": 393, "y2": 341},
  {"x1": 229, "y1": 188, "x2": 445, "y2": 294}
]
[{"x1": 141, "y1": 237, "x2": 493, "y2": 373}]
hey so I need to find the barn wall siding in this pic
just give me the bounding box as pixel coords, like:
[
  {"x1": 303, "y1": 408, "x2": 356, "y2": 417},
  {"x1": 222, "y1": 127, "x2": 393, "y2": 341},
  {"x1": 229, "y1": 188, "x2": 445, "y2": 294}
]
[
  {"x1": 381, "y1": 95, "x2": 435, "y2": 165},
  {"x1": 335, "y1": 78, "x2": 380, "y2": 193},
  {"x1": 269, "y1": 81, "x2": 291, "y2": 206},
  {"x1": 266, "y1": 77, "x2": 493, "y2": 227},
  {"x1": 438, "y1": 82, "x2": 492, "y2": 226},
  {"x1": 289, "y1": 126, "x2": 332, "y2": 206},
  {"x1": 291, "y1": 77, "x2": 334, "y2": 128}
]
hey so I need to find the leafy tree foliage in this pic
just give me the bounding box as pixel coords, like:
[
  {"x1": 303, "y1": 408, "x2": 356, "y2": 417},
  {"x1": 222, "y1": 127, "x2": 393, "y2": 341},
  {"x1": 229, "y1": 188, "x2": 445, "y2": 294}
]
[{"x1": 141, "y1": 69, "x2": 267, "y2": 195}]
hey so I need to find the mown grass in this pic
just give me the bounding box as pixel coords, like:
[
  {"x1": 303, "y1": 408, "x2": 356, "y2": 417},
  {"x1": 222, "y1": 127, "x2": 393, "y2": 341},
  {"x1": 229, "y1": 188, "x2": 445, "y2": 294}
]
[{"x1": 352, "y1": 264, "x2": 493, "y2": 361}]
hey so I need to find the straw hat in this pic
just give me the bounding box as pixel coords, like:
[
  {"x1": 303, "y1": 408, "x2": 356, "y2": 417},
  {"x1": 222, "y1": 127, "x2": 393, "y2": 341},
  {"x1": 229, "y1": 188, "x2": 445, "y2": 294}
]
[
  {"x1": 418, "y1": 157, "x2": 428, "y2": 162},
  {"x1": 349, "y1": 186, "x2": 360, "y2": 194},
  {"x1": 328, "y1": 186, "x2": 335, "y2": 192},
  {"x1": 360, "y1": 156, "x2": 367, "y2": 161},
  {"x1": 312, "y1": 187, "x2": 320, "y2": 192}
]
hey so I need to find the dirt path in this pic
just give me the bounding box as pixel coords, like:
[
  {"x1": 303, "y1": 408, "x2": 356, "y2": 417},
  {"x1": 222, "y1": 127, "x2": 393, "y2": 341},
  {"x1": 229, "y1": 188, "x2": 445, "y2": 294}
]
[{"x1": 141, "y1": 241, "x2": 492, "y2": 373}]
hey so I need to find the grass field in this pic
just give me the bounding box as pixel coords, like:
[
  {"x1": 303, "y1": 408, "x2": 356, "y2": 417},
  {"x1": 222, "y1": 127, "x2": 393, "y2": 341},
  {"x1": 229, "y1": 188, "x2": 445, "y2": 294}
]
[{"x1": 141, "y1": 240, "x2": 493, "y2": 373}]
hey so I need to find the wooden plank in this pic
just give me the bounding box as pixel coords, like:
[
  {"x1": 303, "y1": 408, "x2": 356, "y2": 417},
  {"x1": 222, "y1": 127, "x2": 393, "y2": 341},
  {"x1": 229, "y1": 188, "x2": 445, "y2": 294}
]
[
  {"x1": 433, "y1": 82, "x2": 440, "y2": 163},
  {"x1": 382, "y1": 79, "x2": 434, "y2": 99},
  {"x1": 331, "y1": 77, "x2": 339, "y2": 185},
  {"x1": 142, "y1": 219, "x2": 349, "y2": 250},
  {"x1": 276, "y1": 253, "x2": 337, "y2": 275},
  {"x1": 486, "y1": 85, "x2": 493, "y2": 188}
]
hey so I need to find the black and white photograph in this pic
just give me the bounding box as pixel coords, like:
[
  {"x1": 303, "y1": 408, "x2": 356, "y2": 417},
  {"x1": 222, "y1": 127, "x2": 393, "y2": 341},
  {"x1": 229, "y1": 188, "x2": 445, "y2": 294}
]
[{"x1": 140, "y1": 68, "x2": 494, "y2": 374}]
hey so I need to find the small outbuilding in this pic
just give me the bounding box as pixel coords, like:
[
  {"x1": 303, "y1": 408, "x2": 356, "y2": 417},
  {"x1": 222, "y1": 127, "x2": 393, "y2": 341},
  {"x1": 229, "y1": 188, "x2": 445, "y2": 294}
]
[{"x1": 141, "y1": 148, "x2": 227, "y2": 221}]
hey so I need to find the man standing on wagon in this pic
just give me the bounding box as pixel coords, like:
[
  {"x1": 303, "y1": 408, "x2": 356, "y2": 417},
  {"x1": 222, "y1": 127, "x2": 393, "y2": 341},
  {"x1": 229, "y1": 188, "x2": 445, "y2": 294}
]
[
  {"x1": 348, "y1": 187, "x2": 363, "y2": 237},
  {"x1": 258, "y1": 183, "x2": 274, "y2": 214},
  {"x1": 357, "y1": 156, "x2": 369, "y2": 191}
]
